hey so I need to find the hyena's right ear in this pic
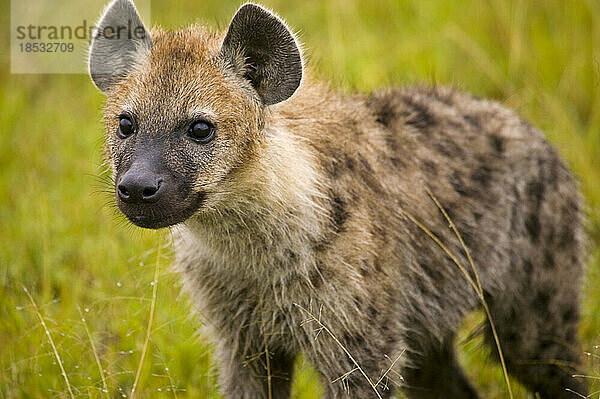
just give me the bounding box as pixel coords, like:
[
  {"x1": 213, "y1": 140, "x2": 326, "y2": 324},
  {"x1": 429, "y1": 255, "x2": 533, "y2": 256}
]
[
  {"x1": 88, "y1": 0, "x2": 152, "y2": 93},
  {"x1": 220, "y1": 3, "x2": 303, "y2": 106}
]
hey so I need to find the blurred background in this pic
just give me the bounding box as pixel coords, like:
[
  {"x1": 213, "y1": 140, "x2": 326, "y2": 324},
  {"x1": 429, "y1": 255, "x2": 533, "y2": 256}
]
[{"x1": 1, "y1": 0, "x2": 599, "y2": 397}]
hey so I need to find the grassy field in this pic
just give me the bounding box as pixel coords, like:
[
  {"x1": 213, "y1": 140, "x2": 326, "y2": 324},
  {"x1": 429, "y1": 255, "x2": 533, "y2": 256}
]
[{"x1": 1, "y1": 0, "x2": 599, "y2": 397}]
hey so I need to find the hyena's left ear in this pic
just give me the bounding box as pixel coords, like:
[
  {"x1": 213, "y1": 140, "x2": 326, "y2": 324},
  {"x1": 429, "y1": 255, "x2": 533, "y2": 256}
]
[
  {"x1": 220, "y1": 3, "x2": 303, "y2": 106},
  {"x1": 89, "y1": 0, "x2": 152, "y2": 93}
]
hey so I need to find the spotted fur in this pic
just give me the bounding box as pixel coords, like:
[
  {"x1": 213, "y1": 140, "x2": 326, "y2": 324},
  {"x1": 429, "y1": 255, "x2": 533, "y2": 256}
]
[{"x1": 91, "y1": 2, "x2": 587, "y2": 398}]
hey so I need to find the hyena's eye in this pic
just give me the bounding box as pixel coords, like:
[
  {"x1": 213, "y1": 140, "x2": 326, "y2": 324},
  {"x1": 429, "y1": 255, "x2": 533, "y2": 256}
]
[
  {"x1": 187, "y1": 119, "x2": 216, "y2": 144},
  {"x1": 117, "y1": 115, "x2": 135, "y2": 139}
]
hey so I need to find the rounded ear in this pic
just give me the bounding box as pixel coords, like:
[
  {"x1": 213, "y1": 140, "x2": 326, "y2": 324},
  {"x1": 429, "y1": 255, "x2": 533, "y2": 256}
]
[
  {"x1": 88, "y1": 0, "x2": 152, "y2": 93},
  {"x1": 220, "y1": 3, "x2": 303, "y2": 106}
]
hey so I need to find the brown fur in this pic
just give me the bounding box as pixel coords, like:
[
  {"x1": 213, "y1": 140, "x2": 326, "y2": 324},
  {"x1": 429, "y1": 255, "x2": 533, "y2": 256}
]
[{"x1": 94, "y1": 5, "x2": 587, "y2": 398}]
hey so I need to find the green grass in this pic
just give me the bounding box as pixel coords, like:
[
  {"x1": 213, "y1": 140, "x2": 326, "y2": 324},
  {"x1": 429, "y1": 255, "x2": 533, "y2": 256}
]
[{"x1": 1, "y1": 0, "x2": 599, "y2": 397}]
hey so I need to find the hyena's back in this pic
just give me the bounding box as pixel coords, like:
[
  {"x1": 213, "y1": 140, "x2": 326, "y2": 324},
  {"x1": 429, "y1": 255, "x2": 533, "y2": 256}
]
[
  {"x1": 353, "y1": 86, "x2": 586, "y2": 397},
  {"x1": 363, "y1": 86, "x2": 584, "y2": 279}
]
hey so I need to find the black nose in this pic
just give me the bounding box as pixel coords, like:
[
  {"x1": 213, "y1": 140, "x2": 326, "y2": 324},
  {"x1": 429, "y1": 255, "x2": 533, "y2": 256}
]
[{"x1": 117, "y1": 168, "x2": 164, "y2": 204}]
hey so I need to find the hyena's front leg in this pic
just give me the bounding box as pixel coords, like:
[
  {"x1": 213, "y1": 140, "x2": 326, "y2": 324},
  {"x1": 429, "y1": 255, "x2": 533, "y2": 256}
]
[
  {"x1": 215, "y1": 339, "x2": 296, "y2": 399},
  {"x1": 300, "y1": 331, "x2": 398, "y2": 399},
  {"x1": 306, "y1": 352, "x2": 397, "y2": 399}
]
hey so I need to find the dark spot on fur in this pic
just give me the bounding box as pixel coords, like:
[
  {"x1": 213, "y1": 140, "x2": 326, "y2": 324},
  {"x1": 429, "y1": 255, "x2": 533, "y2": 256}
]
[
  {"x1": 450, "y1": 173, "x2": 469, "y2": 197},
  {"x1": 326, "y1": 152, "x2": 356, "y2": 179},
  {"x1": 308, "y1": 268, "x2": 323, "y2": 289},
  {"x1": 463, "y1": 114, "x2": 481, "y2": 130},
  {"x1": 374, "y1": 261, "x2": 382, "y2": 273},
  {"x1": 545, "y1": 224, "x2": 557, "y2": 245},
  {"x1": 413, "y1": 274, "x2": 430, "y2": 295},
  {"x1": 359, "y1": 155, "x2": 371, "y2": 170},
  {"x1": 331, "y1": 195, "x2": 349, "y2": 233},
  {"x1": 509, "y1": 186, "x2": 521, "y2": 231},
  {"x1": 376, "y1": 116, "x2": 390, "y2": 126},
  {"x1": 523, "y1": 260, "x2": 533, "y2": 275},
  {"x1": 422, "y1": 160, "x2": 437, "y2": 174},
  {"x1": 343, "y1": 331, "x2": 366, "y2": 348},
  {"x1": 504, "y1": 330, "x2": 519, "y2": 344},
  {"x1": 324, "y1": 158, "x2": 340, "y2": 179},
  {"x1": 540, "y1": 151, "x2": 561, "y2": 190},
  {"x1": 385, "y1": 132, "x2": 399, "y2": 153},
  {"x1": 368, "y1": 96, "x2": 396, "y2": 127},
  {"x1": 420, "y1": 261, "x2": 443, "y2": 281},
  {"x1": 474, "y1": 212, "x2": 483, "y2": 221},
  {"x1": 539, "y1": 338, "x2": 554, "y2": 352},
  {"x1": 357, "y1": 156, "x2": 384, "y2": 193},
  {"x1": 390, "y1": 157, "x2": 406, "y2": 168},
  {"x1": 558, "y1": 224, "x2": 575, "y2": 249},
  {"x1": 543, "y1": 250, "x2": 556, "y2": 269},
  {"x1": 527, "y1": 181, "x2": 545, "y2": 206},
  {"x1": 285, "y1": 249, "x2": 299, "y2": 262},
  {"x1": 429, "y1": 228, "x2": 446, "y2": 241},
  {"x1": 525, "y1": 213, "x2": 541, "y2": 241},
  {"x1": 373, "y1": 255, "x2": 383, "y2": 272},
  {"x1": 445, "y1": 208, "x2": 456, "y2": 222},
  {"x1": 368, "y1": 305, "x2": 379, "y2": 318},
  {"x1": 346, "y1": 156, "x2": 355, "y2": 171},
  {"x1": 549, "y1": 159, "x2": 560, "y2": 188},
  {"x1": 565, "y1": 326, "x2": 577, "y2": 343},
  {"x1": 342, "y1": 332, "x2": 351, "y2": 344},
  {"x1": 490, "y1": 135, "x2": 505, "y2": 153},
  {"x1": 510, "y1": 206, "x2": 520, "y2": 232},
  {"x1": 433, "y1": 139, "x2": 464, "y2": 158},
  {"x1": 563, "y1": 307, "x2": 578, "y2": 323},
  {"x1": 460, "y1": 229, "x2": 476, "y2": 250},
  {"x1": 403, "y1": 97, "x2": 436, "y2": 130},
  {"x1": 359, "y1": 260, "x2": 370, "y2": 277},
  {"x1": 471, "y1": 163, "x2": 492, "y2": 188},
  {"x1": 312, "y1": 236, "x2": 329, "y2": 252},
  {"x1": 533, "y1": 291, "x2": 551, "y2": 310}
]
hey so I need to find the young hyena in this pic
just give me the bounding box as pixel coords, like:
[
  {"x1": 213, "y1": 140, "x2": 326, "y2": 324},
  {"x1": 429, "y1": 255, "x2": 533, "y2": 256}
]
[{"x1": 89, "y1": 1, "x2": 587, "y2": 398}]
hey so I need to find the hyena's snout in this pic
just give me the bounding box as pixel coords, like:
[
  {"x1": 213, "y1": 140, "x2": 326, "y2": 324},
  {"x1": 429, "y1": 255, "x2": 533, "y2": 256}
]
[
  {"x1": 117, "y1": 166, "x2": 164, "y2": 204},
  {"x1": 115, "y1": 159, "x2": 204, "y2": 230}
]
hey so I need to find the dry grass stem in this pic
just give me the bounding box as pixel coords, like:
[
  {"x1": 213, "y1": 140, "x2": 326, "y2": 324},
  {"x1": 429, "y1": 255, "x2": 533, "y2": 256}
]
[
  {"x1": 77, "y1": 305, "x2": 110, "y2": 398},
  {"x1": 131, "y1": 242, "x2": 162, "y2": 398},
  {"x1": 564, "y1": 387, "x2": 590, "y2": 398},
  {"x1": 425, "y1": 188, "x2": 513, "y2": 399},
  {"x1": 259, "y1": 304, "x2": 273, "y2": 399},
  {"x1": 375, "y1": 350, "x2": 406, "y2": 387},
  {"x1": 572, "y1": 374, "x2": 600, "y2": 380},
  {"x1": 397, "y1": 189, "x2": 514, "y2": 399},
  {"x1": 23, "y1": 286, "x2": 75, "y2": 399}
]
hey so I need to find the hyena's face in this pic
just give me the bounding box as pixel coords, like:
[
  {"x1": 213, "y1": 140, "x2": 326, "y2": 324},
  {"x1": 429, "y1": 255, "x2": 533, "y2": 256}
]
[
  {"x1": 101, "y1": 34, "x2": 263, "y2": 229},
  {"x1": 89, "y1": 0, "x2": 302, "y2": 229}
]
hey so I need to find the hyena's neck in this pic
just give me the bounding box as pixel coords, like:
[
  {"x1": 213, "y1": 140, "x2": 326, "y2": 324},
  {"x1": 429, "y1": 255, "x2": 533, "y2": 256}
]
[{"x1": 178, "y1": 122, "x2": 328, "y2": 280}]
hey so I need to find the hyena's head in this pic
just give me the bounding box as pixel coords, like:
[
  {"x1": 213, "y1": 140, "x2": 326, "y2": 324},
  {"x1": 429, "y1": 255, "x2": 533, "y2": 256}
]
[{"x1": 89, "y1": 0, "x2": 302, "y2": 228}]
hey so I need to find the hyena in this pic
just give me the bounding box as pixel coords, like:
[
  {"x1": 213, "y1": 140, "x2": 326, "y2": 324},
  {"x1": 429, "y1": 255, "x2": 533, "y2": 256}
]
[{"x1": 89, "y1": 1, "x2": 587, "y2": 398}]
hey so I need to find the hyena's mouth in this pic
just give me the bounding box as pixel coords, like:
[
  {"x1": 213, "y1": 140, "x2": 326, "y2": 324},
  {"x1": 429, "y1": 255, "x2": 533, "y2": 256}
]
[
  {"x1": 114, "y1": 160, "x2": 207, "y2": 229},
  {"x1": 118, "y1": 192, "x2": 206, "y2": 229}
]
